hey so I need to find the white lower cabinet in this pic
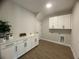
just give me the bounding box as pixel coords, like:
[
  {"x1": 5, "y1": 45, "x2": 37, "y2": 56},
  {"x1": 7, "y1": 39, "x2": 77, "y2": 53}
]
[
  {"x1": 30, "y1": 36, "x2": 39, "y2": 49},
  {"x1": 15, "y1": 40, "x2": 25, "y2": 58},
  {"x1": 0, "y1": 43, "x2": 16, "y2": 59},
  {"x1": 34, "y1": 37, "x2": 39, "y2": 46},
  {"x1": 15, "y1": 35, "x2": 39, "y2": 59},
  {"x1": 26, "y1": 39, "x2": 31, "y2": 52},
  {"x1": 30, "y1": 37, "x2": 36, "y2": 48},
  {"x1": 0, "y1": 35, "x2": 39, "y2": 59}
]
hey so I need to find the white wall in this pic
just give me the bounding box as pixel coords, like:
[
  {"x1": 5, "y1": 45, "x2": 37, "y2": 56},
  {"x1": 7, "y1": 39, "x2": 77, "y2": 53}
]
[
  {"x1": 41, "y1": 15, "x2": 71, "y2": 46},
  {"x1": 0, "y1": 0, "x2": 41, "y2": 39},
  {"x1": 71, "y1": 1, "x2": 79, "y2": 59}
]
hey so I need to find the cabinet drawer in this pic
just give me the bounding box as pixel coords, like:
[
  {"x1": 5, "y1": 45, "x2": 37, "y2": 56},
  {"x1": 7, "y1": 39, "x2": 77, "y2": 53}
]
[
  {"x1": 1, "y1": 43, "x2": 14, "y2": 49},
  {"x1": 16, "y1": 40, "x2": 24, "y2": 44},
  {"x1": 16, "y1": 39, "x2": 28, "y2": 44}
]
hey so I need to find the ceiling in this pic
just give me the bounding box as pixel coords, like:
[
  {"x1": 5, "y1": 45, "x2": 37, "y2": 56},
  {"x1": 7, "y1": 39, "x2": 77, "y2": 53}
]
[{"x1": 9, "y1": 0, "x2": 76, "y2": 20}]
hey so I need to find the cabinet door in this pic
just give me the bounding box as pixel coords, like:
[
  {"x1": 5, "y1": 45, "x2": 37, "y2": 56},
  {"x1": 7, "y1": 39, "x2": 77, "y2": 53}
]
[
  {"x1": 53, "y1": 17, "x2": 58, "y2": 29},
  {"x1": 1, "y1": 44, "x2": 16, "y2": 59},
  {"x1": 34, "y1": 37, "x2": 39, "y2": 46},
  {"x1": 16, "y1": 42, "x2": 25, "y2": 58},
  {"x1": 49, "y1": 14, "x2": 71, "y2": 29},
  {"x1": 49, "y1": 16, "x2": 63, "y2": 29},
  {"x1": 30, "y1": 36, "x2": 36, "y2": 48},
  {"x1": 49, "y1": 17, "x2": 53, "y2": 29},
  {"x1": 63, "y1": 15, "x2": 71, "y2": 29},
  {"x1": 23, "y1": 42, "x2": 27, "y2": 53},
  {"x1": 24, "y1": 39, "x2": 31, "y2": 53},
  {"x1": 26, "y1": 39, "x2": 31, "y2": 52},
  {"x1": 56, "y1": 16, "x2": 64, "y2": 29}
]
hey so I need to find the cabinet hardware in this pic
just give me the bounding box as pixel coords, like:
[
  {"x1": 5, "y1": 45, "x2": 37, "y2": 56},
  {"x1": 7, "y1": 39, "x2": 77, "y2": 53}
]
[
  {"x1": 35, "y1": 39, "x2": 37, "y2": 42},
  {"x1": 62, "y1": 25, "x2": 65, "y2": 29},
  {"x1": 6, "y1": 43, "x2": 13, "y2": 47},
  {"x1": 15, "y1": 46, "x2": 17, "y2": 52},
  {"x1": 24, "y1": 43, "x2": 27, "y2": 47}
]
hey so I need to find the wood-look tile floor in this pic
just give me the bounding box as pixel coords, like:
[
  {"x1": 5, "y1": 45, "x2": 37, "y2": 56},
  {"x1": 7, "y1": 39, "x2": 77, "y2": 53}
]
[{"x1": 19, "y1": 40, "x2": 74, "y2": 59}]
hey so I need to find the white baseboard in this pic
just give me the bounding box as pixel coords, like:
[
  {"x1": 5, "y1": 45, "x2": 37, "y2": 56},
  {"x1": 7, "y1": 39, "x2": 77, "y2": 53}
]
[
  {"x1": 71, "y1": 47, "x2": 78, "y2": 59},
  {"x1": 40, "y1": 38, "x2": 71, "y2": 47},
  {"x1": 40, "y1": 38, "x2": 78, "y2": 59}
]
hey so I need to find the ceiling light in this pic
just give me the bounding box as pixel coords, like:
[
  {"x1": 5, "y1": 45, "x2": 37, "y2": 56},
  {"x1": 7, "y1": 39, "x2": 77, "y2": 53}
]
[{"x1": 46, "y1": 3, "x2": 52, "y2": 8}]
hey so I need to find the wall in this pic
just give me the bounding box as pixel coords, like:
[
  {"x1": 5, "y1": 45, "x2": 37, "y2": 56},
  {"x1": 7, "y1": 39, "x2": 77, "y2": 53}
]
[
  {"x1": 0, "y1": 0, "x2": 41, "y2": 39},
  {"x1": 71, "y1": 1, "x2": 79, "y2": 59},
  {"x1": 41, "y1": 15, "x2": 71, "y2": 46}
]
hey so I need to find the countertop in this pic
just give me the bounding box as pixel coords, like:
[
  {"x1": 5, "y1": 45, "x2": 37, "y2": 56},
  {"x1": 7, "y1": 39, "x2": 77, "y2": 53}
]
[{"x1": 0, "y1": 34, "x2": 39, "y2": 45}]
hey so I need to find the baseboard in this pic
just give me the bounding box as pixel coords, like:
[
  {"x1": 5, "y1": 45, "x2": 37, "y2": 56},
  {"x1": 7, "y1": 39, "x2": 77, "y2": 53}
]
[
  {"x1": 40, "y1": 38, "x2": 77, "y2": 59},
  {"x1": 71, "y1": 47, "x2": 78, "y2": 59},
  {"x1": 40, "y1": 38, "x2": 71, "y2": 47}
]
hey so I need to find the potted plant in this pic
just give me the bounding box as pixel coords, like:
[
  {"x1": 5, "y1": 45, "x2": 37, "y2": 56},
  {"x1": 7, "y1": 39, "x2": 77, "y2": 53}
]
[{"x1": 0, "y1": 20, "x2": 11, "y2": 41}]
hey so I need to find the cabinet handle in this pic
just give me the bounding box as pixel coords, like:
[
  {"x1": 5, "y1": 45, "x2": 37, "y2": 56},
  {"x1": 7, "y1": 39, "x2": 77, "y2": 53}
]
[
  {"x1": 35, "y1": 39, "x2": 37, "y2": 42},
  {"x1": 15, "y1": 46, "x2": 17, "y2": 52},
  {"x1": 6, "y1": 43, "x2": 13, "y2": 47},
  {"x1": 63, "y1": 25, "x2": 65, "y2": 29},
  {"x1": 24, "y1": 42, "x2": 27, "y2": 47}
]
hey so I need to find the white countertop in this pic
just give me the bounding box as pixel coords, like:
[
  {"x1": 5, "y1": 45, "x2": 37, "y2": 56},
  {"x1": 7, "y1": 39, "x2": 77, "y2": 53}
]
[{"x1": 0, "y1": 33, "x2": 39, "y2": 45}]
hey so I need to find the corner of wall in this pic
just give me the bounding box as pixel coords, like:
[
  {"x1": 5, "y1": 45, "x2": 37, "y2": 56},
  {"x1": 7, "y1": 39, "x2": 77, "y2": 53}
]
[{"x1": 71, "y1": 46, "x2": 78, "y2": 59}]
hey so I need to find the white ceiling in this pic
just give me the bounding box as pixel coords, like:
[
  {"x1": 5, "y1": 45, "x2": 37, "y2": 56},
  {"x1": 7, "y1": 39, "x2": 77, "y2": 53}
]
[{"x1": 9, "y1": 0, "x2": 76, "y2": 20}]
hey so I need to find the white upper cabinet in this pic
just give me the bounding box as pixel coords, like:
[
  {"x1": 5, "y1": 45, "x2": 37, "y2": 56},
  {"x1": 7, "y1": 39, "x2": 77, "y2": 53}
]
[{"x1": 49, "y1": 14, "x2": 71, "y2": 29}]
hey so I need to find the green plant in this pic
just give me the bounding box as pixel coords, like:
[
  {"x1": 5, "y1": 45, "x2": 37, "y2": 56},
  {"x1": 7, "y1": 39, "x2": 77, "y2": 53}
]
[{"x1": 0, "y1": 20, "x2": 11, "y2": 38}]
